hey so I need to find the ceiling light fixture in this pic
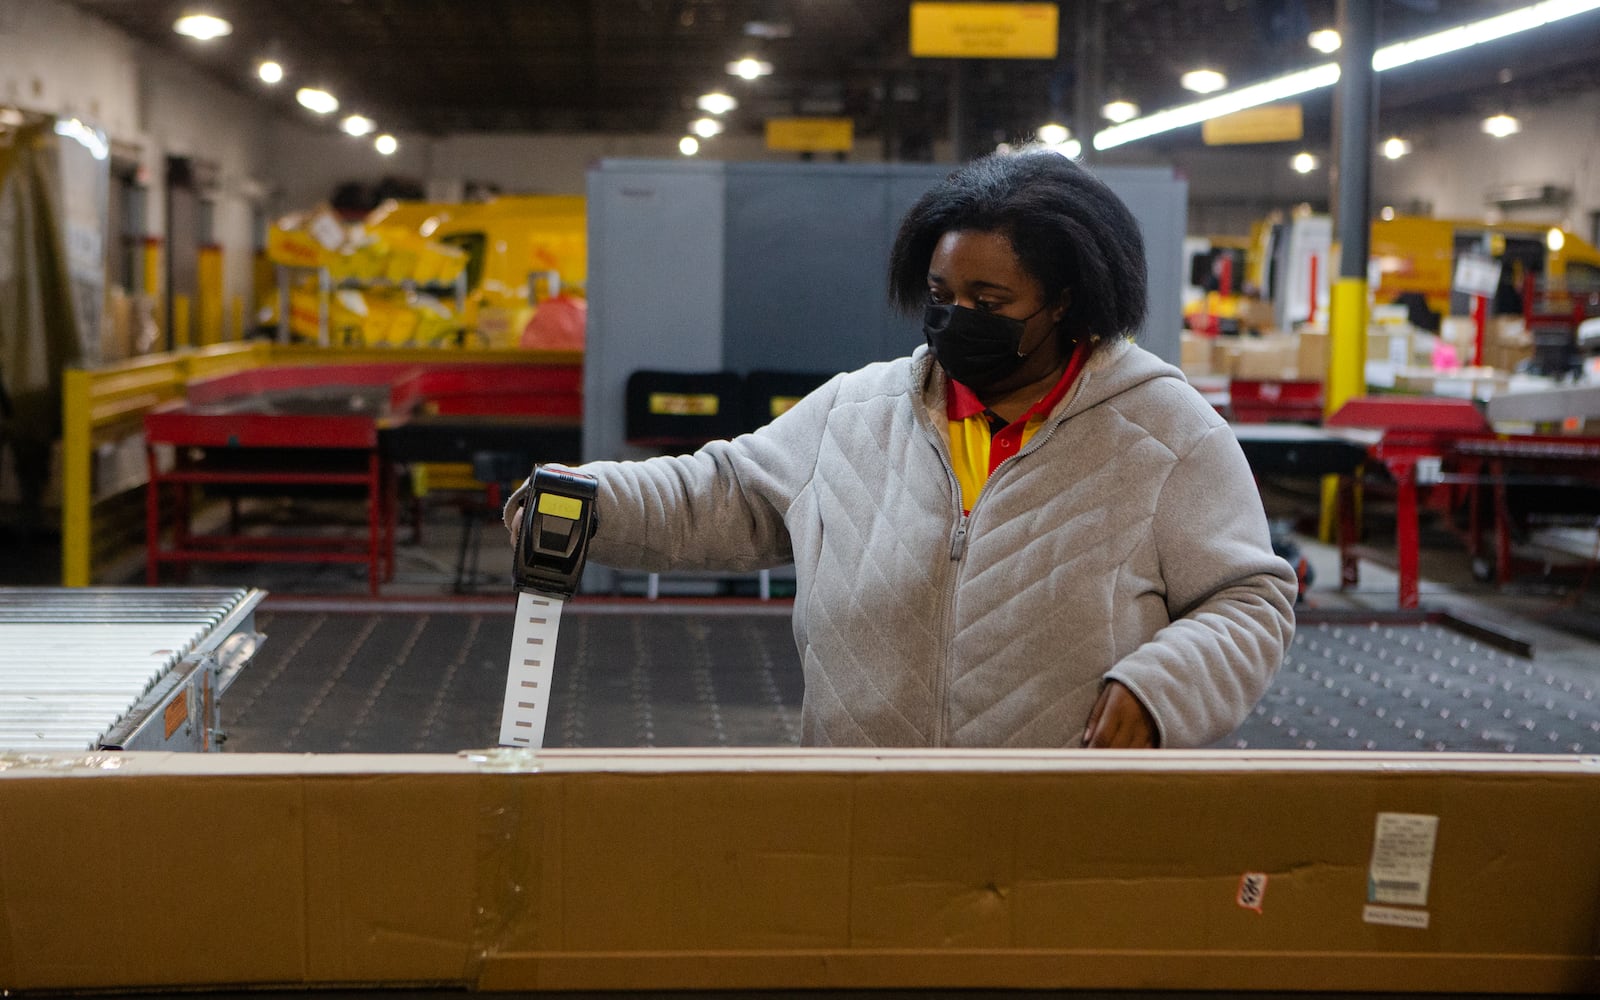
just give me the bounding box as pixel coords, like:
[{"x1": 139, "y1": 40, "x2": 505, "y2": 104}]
[
  {"x1": 690, "y1": 117, "x2": 723, "y2": 138},
  {"x1": 374, "y1": 134, "x2": 398, "y2": 156},
  {"x1": 1096, "y1": 0, "x2": 1600, "y2": 151},
  {"x1": 1180, "y1": 68, "x2": 1228, "y2": 94},
  {"x1": 1291, "y1": 152, "x2": 1318, "y2": 174},
  {"x1": 1480, "y1": 113, "x2": 1520, "y2": 137},
  {"x1": 1381, "y1": 136, "x2": 1411, "y2": 159},
  {"x1": 1373, "y1": 0, "x2": 1600, "y2": 71},
  {"x1": 1101, "y1": 99, "x2": 1139, "y2": 123},
  {"x1": 173, "y1": 13, "x2": 231, "y2": 40},
  {"x1": 1307, "y1": 28, "x2": 1342, "y2": 53},
  {"x1": 696, "y1": 92, "x2": 738, "y2": 114},
  {"x1": 1036, "y1": 122, "x2": 1070, "y2": 145},
  {"x1": 296, "y1": 87, "x2": 339, "y2": 115},
  {"x1": 679, "y1": 136, "x2": 700, "y2": 156},
  {"x1": 743, "y1": 20, "x2": 792, "y2": 39},
  {"x1": 1096, "y1": 63, "x2": 1338, "y2": 149},
  {"x1": 257, "y1": 60, "x2": 284, "y2": 85},
  {"x1": 341, "y1": 114, "x2": 375, "y2": 137},
  {"x1": 726, "y1": 57, "x2": 773, "y2": 80}
]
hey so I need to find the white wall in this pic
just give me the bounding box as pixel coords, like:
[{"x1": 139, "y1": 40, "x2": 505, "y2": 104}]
[
  {"x1": 1376, "y1": 88, "x2": 1600, "y2": 235},
  {"x1": 267, "y1": 127, "x2": 901, "y2": 208},
  {"x1": 0, "y1": 0, "x2": 275, "y2": 322},
  {"x1": 0, "y1": 0, "x2": 141, "y2": 138},
  {"x1": 1106, "y1": 88, "x2": 1600, "y2": 242},
  {"x1": 138, "y1": 54, "x2": 275, "y2": 310}
]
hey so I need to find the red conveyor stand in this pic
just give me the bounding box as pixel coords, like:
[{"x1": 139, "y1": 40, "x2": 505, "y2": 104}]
[{"x1": 1325, "y1": 396, "x2": 1492, "y2": 609}]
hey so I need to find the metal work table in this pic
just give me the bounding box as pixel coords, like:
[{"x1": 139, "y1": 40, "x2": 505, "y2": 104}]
[{"x1": 143, "y1": 362, "x2": 582, "y2": 595}]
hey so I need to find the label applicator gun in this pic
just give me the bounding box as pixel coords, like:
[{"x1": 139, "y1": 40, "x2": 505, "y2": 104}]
[{"x1": 499, "y1": 465, "x2": 597, "y2": 747}]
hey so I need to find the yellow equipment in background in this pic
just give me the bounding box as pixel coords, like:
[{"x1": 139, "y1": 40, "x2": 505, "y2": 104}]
[
  {"x1": 366, "y1": 195, "x2": 588, "y2": 349},
  {"x1": 1369, "y1": 216, "x2": 1600, "y2": 325},
  {"x1": 261, "y1": 195, "x2": 587, "y2": 350}
]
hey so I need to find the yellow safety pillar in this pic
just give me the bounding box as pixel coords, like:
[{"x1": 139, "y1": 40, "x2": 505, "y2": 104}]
[
  {"x1": 197, "y1": 243, "x2": 224, "y2": 344},
  {"x1": 172, "y1": 294, "x2": 192, "y2": 349},
  {"x1": 1320, "y1": 0, "x2": 1376, "y2": 543},
  {"x1": 142, "y1": 236, "x2": 164, "y2": 347},
  {"x1": 60, "y1": 370, "x2": 92, "y2": 586}
]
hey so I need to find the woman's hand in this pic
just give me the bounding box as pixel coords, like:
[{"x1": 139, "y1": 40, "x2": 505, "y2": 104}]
[{"x1": 1082, "y1": 680, "x2": 1158, "y2": 748}]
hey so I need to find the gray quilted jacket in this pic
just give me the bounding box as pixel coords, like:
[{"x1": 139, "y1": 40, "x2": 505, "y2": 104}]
[{"x1": 515, "y1": 339, "x2": 1296, "y2": 748}]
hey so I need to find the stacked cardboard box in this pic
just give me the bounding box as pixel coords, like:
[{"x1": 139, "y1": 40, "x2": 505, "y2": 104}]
[{"x1": 1210, "y1": 334, "x2": 1300, "y2": 380}]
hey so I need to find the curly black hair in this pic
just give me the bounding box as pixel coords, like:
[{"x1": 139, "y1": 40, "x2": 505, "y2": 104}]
[{"x1": 889, "y1": 151, "x2": 1147, "y2": 350}]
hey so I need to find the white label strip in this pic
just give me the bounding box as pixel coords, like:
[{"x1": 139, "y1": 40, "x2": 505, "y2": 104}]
[
  {"x1": 1367, "y1": 812, "x2": 1439, "y2": 906},
  {"x1": 499, "y1": 593, "x2": 562, "y2": 748},
  {"x1": 1363, "y1": 904, "x2": 1430, "y2": 929}
]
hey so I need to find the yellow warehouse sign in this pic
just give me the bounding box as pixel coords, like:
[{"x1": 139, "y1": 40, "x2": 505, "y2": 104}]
[
  {"x1": 766, "y1": 117, "x2": 855, "y2": 153},
  {"x1": 1202, "y1": 104, "x2": 1304, "y2": 145},
  {"x1": 910, "y1": 3, "x2": 1059, "y2": 59}
]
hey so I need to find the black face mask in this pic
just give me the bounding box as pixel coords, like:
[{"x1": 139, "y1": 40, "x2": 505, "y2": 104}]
[{"x1": 922, "y1": 302, "x2": 1050, "y2": 391}]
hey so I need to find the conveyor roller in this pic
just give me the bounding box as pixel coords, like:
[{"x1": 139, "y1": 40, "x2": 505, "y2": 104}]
[{"x1": 0, "y1": 587, "x2": 265, "y2": 752}]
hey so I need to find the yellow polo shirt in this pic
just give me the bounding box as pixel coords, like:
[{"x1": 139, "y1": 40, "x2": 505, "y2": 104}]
[{"x1": 946, "y1": 349, "x2": 1087, "y2": 513}]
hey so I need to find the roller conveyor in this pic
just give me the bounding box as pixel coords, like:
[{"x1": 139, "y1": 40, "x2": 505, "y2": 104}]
[{"x1": 0, "y1": 587, "x2": 266, "y2": 752}]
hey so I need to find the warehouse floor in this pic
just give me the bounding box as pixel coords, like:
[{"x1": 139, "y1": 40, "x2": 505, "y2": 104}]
[{"x1": 190, "y1": 490, "x2": 1600, "y2": 757}]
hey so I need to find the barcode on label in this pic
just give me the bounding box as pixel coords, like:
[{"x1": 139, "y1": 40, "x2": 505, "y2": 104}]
[
  {"x1": 1374, "y1": 879, "x2": 1421, "y2": 892},
  {"x1": 501, "y1": 592, "x2": 563, "y2": 748}
]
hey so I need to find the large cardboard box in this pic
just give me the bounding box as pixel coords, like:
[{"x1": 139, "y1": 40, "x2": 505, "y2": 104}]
[
  {"x1": 1296, "y1": 328, "x2": 1412, "y2": 381},
  {"x1": 1, "y1": 750, "x2": 1598, "y2": 993},
  {"x1": 1213, "y1": 334, "x2": 1299, "y2": 380},
  {"x1": 1180, "y1": 332, "x2": 1212, "y2": 375}
]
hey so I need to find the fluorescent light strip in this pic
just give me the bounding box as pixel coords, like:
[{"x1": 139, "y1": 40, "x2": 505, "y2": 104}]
[
  {"x1": 1094, "y1": 64, "x2": 1338, "y2": 149},
  {"x1": 1093, "y1": 0, "x2": 1600, "y2": 150},
  {"x1": 1373, "y1": 0, "x2": 1600, "y2": 70}
]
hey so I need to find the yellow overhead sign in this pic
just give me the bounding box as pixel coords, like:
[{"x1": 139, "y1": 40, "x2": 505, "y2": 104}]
[
  {"x1": 765, "y1": 117, "x2": 855, "y2": 152},
  {"x1": 910, "y1": 2, "x2": 1059, "y2": 59},
  {"x1": 1202, "y1": 103, "x2": 1304, "y2": 145}
]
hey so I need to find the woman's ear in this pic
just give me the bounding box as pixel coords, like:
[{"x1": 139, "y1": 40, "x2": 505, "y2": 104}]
[{"x1": 1052, "y1": 287, "x2": 1072, "y2": 325}]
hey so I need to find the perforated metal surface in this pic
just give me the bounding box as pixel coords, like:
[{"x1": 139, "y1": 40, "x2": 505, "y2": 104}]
[
  {"x1": 223, "y1": 607, "x2": 802, "y2": 753},
  {"x1": 225, "y1": 607, "x2": 1599, "y2": 754},
  {"x1": 1228, "y1": 619, "x2": 1600, "y2": 754}
]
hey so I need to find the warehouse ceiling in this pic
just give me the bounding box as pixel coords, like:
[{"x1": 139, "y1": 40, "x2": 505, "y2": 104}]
[{"x1": 67, "y1": 0, "x2": 1600, "y2": 153}]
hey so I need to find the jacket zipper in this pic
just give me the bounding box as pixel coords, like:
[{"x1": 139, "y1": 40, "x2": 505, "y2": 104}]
[
  {"x1": 931, "y1": 433, "x2": 964, "y2": 746},
  {"x1": 932, "y1": 369, "x2": 1095, "y2": 745}
]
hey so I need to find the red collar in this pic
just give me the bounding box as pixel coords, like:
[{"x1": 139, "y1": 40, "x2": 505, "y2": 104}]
[{"x1": 944, "y1": 347, "x2": 1087, "y2": 425}]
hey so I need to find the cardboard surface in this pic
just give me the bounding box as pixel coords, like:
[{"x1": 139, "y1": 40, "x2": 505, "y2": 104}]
[{"x1": 1, "y1": 749, "x2": 1598, "y2": 993}]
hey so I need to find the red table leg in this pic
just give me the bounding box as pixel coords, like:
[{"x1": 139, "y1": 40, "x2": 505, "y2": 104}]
[
  {"x1": 1338, "y1": 471, "x2": 1361, "y2": 591},
  {"x1": 1391, "y1": 458, "x2": 1420, "y2": 610},
  {"x1": 367, "y1": 451, "x2": 382, "y2": 596},
  {"x1": 146, "y1": 446, "x2": 162, "y2": 586},
  {"x1": 1492, "y1": 457, "x2": 1513, "y2": 587}
]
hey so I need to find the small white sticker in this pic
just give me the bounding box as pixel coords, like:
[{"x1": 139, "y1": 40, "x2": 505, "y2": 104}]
[
  {"x1": 1363, "y1": 904, "x2": 1430, "y2": 929},
  {"x1": 1236, "y1": 872, "x2": 1268, "y2": 913},
  {"x1": 1368, "y1": 812, "x2": 1438, "y2": 906}
]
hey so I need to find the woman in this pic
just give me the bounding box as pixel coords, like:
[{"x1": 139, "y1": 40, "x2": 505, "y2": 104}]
[{"x1": 508, "y1": 150, "x2": 1296, "y2": 749}]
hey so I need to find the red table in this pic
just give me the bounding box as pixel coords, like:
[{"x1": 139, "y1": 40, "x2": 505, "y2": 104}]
[
  {"x1": 1326, "y1": 397, "x2": 1492, "y2": 609},
  {"x1": 144, "y1": 362, "x2": 582, "y2": 594}
]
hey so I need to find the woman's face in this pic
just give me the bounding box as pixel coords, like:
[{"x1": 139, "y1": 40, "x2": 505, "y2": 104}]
[{"x1": 926, "y1": 228, "x2": 1069, "y2": 395}]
